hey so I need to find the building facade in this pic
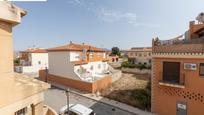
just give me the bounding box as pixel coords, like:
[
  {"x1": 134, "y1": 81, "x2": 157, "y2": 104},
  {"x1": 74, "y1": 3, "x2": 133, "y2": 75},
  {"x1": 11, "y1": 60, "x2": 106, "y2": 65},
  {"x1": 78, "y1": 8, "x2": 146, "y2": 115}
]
[
  {"x1": 125, "y1": 47, "x2": 152, "y2": 66},
  {"x1": 40, "y1": 42, "x2": 112, "y2": 92},
  {"x1": 152, "y1": 20, "x2": 204, "y2": 115},
  {"x1": 15, "y1": 48, "x2": 48, "y2": 73},
  {"x1": 0, "y1": 1, "x2": 56, "y2": 115}
]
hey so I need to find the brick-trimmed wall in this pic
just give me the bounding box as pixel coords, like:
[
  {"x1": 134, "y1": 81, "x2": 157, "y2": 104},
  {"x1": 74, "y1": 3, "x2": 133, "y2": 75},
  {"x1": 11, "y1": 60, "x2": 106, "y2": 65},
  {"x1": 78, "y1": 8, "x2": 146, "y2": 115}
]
[
  {"x1": 39, "y1": 70, "x2": 112, "y2": 93},
  {"x1": 152, "y1": 57, "x2": 204, "y2": 115}
]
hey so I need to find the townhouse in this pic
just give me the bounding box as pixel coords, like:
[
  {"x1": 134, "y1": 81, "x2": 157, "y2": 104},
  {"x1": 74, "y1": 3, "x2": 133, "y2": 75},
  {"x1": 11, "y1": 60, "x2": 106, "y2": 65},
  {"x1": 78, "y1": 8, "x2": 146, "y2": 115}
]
[
  {"x1": 39, "y1": 42, "x2": 112, "y2": 92},
  {"x1": 0, "y1": 1, "x2": 56, "y2": 115},
  {"x1": 152, "y1": 19, "x2": 204, "y2": 115},
  {"x1": 15, "y1": 48, "x2": 48, "y2": 74},
  {"x1": 125, "y1": 47, "x2": 152, "y2": 66}
]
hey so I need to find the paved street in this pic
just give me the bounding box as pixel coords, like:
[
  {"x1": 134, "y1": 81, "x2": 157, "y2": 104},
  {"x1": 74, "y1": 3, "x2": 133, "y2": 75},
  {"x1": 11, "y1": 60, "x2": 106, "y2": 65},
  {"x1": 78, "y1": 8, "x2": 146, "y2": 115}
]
[{"x1": 44, "y1": 87, "x2": 137, "y2": 115}]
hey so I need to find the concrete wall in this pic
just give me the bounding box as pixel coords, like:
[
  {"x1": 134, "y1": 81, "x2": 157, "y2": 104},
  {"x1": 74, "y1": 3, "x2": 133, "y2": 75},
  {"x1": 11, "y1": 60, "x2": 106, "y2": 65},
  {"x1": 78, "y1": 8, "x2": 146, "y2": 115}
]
[
  {"x1": 74, "y1": 61, "x2": 108, "y2": 74},
  {"x1": 122, "y1": 68, "x2": 151, "y2": 74},
  {"x1": 0, "y1": 21, "x2": 13, "y2": 74},
  {"x1": 31, "y1": 53, "x2": 48, "y2": 68},
  {"x1": 152, "y1": 57, "x2": 204, "y2": 115},
  {"x1": 0, "y1": 92, "x2": 44, "y2": 115},
  {"x1": 0, "y1": 2, "x2": 26, "y2": 24},
  {"x1": 39, "y1": 70, "x2": 112, "y2": 93},
  {"x1": 70, "y1": 51, "x2": 81, "y2": 61},
  {"x1": 48, "y1": 51, "x2": 80, "y2": 80}
]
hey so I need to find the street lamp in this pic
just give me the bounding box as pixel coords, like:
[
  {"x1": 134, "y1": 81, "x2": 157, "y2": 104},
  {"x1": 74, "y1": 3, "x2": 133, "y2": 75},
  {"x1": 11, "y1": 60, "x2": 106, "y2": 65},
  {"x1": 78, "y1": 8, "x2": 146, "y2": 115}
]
[{"x1": 65, "y1": 88, "x2": 70, "y2": 115}]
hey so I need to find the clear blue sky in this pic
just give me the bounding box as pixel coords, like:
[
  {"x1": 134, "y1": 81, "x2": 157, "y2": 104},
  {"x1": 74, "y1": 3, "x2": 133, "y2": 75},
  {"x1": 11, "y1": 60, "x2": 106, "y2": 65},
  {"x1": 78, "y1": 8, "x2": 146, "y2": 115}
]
[{"x1": 13, "y1": 0, "x2": 204, "y2": 50}]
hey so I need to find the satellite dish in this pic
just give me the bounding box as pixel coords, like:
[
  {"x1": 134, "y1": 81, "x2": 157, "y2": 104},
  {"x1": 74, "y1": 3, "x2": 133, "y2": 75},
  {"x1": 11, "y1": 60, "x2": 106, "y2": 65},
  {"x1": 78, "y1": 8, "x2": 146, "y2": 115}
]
[{"x1": 196, "y1": 12, "x2": 204, "y2": 24}]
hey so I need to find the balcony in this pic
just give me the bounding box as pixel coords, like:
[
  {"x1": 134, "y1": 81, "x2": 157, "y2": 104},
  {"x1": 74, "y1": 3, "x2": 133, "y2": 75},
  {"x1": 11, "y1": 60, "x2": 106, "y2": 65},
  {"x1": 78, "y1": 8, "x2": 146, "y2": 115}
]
[
  {"x1": 159, "y1": 73, "x2": 185, "y2": 89},
  {"x1": 152, "y1": 36, "x2": 204, "y2": 53}
]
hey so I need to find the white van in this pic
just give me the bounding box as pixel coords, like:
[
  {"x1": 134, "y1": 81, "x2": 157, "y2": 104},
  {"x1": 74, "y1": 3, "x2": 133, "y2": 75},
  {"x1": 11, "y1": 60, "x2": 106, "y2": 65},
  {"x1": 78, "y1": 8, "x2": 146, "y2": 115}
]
[{"x1": 59, "y1": 104, "x2": 96, "y2": 115}]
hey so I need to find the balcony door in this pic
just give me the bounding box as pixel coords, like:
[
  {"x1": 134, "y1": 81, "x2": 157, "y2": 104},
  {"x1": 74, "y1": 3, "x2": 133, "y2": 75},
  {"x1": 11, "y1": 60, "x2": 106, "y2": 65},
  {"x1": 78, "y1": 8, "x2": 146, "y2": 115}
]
[{"x1": 163, "y1": 62, "x2": 180, "y2": 83}]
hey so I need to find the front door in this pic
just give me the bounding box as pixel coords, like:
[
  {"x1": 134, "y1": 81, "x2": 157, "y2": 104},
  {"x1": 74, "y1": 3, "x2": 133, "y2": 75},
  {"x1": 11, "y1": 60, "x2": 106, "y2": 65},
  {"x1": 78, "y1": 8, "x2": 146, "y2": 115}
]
[{"x1": 177, "y1": 101, "x2": 187, "y2": 115}]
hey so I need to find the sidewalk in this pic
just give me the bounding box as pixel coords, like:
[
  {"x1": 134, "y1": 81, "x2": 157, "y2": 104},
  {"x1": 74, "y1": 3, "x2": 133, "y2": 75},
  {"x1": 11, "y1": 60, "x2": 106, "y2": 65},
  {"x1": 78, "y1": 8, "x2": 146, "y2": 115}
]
[
  {"x1": 82, "y1": 93, "x2": 154, "y2": 115},
  {"x1": 49, "y1": 81, "x2": 154, "y2": 115}
]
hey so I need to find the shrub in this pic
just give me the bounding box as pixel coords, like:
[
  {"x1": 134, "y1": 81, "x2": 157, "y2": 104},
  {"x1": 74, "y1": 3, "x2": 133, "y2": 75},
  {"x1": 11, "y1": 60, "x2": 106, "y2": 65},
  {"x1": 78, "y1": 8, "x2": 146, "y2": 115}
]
[
  {"x1": 128, "y1": 64, "x2": 137, "y2": 68},
  {"x1": 137, "y1": 63, "x2": 147, "y2": 70},
  {"x1": 121, "y1": 61, "x2": 130, "y2": 68},
  {"x1": 132, "y1": 89, "x2": 151, "y2": 110},
  {"x1": 146, "y1": 79, "x2": 151, "y2": 91},
  {"x1": 14, "y1": 58, "x2": 20, "y2": 66}
]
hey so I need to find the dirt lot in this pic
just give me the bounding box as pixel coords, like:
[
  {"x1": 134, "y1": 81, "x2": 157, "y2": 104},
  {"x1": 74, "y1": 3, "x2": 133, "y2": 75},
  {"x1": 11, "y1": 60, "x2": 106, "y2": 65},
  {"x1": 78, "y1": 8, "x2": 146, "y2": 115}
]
[{"x1": 100, "y1": 73, "x2": 151, "y2": 110}]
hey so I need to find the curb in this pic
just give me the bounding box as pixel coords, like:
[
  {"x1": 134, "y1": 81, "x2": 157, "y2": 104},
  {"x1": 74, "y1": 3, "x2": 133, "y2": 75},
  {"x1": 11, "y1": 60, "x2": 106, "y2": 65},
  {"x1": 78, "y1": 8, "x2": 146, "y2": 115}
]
[{"x1": 50, "y1": 82, "x2": 153, "y2": 115}]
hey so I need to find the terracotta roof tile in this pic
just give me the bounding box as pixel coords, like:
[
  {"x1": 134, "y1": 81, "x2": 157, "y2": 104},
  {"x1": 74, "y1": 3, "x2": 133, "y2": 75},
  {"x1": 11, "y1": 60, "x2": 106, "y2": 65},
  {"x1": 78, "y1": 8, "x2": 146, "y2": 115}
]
[
  {"x1": 47, "y1": 43, "x2": 105, "y2": 52},
  {"x1": 126, "y1": 47, "x2": 152, "y2": 52},
  {"x1": 20, "y1": 48, "x2": 47, "y2": 53}
]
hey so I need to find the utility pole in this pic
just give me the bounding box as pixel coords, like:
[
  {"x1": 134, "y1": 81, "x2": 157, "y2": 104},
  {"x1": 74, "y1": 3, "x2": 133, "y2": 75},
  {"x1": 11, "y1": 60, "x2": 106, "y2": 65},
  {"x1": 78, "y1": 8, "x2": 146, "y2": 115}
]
[
  {"x1": 45, "y1": 67, "x2": 48, "y2": 82},
  {"x1": 65, "y1": 88, "x2": 70, "y2": 115}
]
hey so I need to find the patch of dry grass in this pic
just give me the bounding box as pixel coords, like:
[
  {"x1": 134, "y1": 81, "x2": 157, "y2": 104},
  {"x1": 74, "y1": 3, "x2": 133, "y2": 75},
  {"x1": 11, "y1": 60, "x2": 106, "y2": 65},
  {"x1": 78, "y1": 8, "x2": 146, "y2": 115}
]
[{"x1": 101, "y1": 73, "x2": 151, "y2": 110}]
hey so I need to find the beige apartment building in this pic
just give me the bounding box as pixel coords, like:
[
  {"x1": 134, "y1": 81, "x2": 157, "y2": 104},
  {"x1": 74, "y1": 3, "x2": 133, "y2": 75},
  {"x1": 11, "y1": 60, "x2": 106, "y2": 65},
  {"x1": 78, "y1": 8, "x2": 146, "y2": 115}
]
[
  {"x1": 0, "y1": 1, "x2": 56, "y2": 115},
  {"x1": 125, "y1": 47, "x2": 152, "y2": 66}
]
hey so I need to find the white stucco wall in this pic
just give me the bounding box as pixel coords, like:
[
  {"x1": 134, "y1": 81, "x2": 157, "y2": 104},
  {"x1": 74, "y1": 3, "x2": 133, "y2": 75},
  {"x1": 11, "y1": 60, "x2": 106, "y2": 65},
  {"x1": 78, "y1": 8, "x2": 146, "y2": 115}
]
[
  {"x1": 16, "y1": 53, "x2": 48, "y2": 73},
  {"x1": 69, "y1": 52, "x2": 80, "y2": 61},
  {"x1": 48, "y1": 51, "x2": 80, "y2": 80},
  {"x1": 31, "y1": 53, "x2": 48, "y2": 68},
  {"x1": 74, "y1": 61, "x2": 108, "y2": 74}
]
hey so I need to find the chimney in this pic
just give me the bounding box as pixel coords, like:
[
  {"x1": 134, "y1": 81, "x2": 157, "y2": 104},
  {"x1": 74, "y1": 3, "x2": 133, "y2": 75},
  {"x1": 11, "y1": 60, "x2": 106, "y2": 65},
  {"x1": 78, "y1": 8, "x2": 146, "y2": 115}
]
[
  {"x1": 0, "y1": 2, "x2": 26, "y2": 74},
  {"x1": 189, "y1": 21, "x2": 195, "y2": 39},
  {"x1": 189, "y1": 21, "x2": 195, "y2": 27}
]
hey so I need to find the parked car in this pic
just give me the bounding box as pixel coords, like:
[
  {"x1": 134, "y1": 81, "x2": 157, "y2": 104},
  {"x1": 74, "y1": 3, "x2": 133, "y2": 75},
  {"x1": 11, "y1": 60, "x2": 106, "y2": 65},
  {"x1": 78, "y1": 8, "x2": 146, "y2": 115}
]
[{"x1": 59, "y1": 104, "x2": 96, "y2": 115}]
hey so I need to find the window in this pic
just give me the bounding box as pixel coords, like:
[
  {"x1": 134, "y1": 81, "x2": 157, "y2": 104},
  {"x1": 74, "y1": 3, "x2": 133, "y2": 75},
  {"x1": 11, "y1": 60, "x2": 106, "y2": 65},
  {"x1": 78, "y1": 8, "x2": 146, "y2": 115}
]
[
  {"x1": 199, "y1": 63, "x2": 204, "y2": 76},
  {"x1": 112, "y1": 58, "x2": 115, "y2": 62},
  {"x1": 139, "y1": 53, "x2": 142, "y2": 57},
  {"x1": 135, "y1": 53, "x2": 137, "y2": 56},
  {"x1": 38, "y1": 61, "x2": 41, "y2": 65},
  {"x1": 90, "y1": 65, "x2": 94, "y2": 70},
  {"x1": 144, "y1": 53, "x2": 147, "y2": 57},
  {"x1": 162, "y1": 62, "x2": 180, "y2": 84},
  {"x1": 149, "y1": 53, "x2": 151, "y2": 56},
  {"x1": 75, "y1": 56, "x2": 80, "y2": 59},
  {"x1": 90, "y1": 53, "x2": 94, "y2": 59},
  {"x1": 103, "y1": 63, "x2": 106, "y2": 69},
  {"x1": 130, "y1": 52, "x2": 133, "y2": 56}
]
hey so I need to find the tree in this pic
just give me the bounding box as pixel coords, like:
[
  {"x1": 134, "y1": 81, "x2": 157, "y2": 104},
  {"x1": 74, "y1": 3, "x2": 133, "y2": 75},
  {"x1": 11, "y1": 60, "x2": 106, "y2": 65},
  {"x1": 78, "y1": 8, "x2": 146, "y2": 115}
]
[
  {"x1": 14, "y1": 58, "x2": 20, "y2": 66},
  {"x1": 111, "y1": 47, "x2": 120, "y2": 56}
]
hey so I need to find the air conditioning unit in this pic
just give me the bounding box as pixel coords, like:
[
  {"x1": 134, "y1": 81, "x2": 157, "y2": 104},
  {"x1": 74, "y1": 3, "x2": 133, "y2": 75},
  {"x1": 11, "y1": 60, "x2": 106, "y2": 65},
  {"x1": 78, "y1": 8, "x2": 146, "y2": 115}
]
[{"x1": 184, "y1": 63, "x2": 197, "y2": 70}]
